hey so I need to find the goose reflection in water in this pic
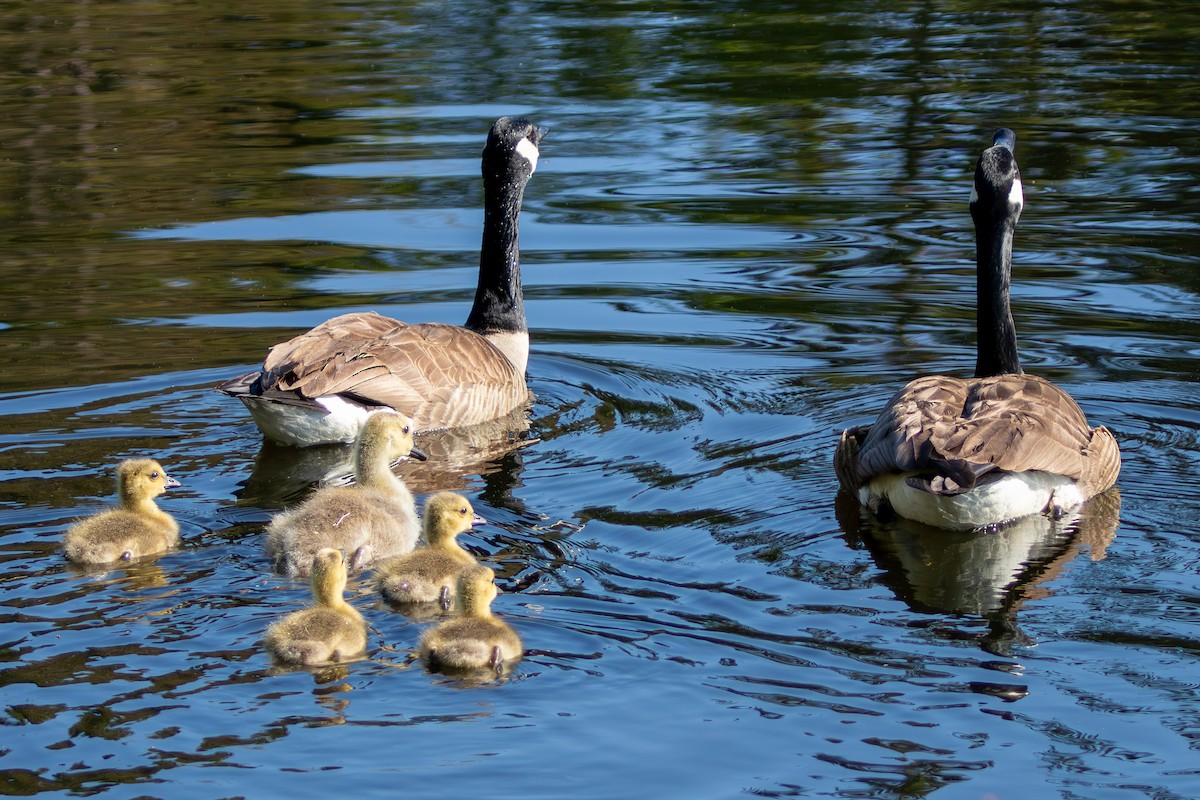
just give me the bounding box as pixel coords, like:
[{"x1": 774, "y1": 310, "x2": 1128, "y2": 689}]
[
  {"x1": 836, "y1": 488, "x2": 1120, "y2": 655},
  {"x1": 234, "y1": 407, "x2": 533, "y2": 509}
]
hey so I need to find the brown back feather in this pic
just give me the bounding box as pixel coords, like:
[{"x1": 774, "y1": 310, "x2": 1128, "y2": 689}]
[
  {"x1": 258, "y1": 312, "x2": 527, "y2": 431},
  {"x1": 838, "y1": 374, "x2": 1120, "y2": 497}
]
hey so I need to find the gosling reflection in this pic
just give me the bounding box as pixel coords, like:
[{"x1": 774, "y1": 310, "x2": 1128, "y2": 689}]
[
  {"x1": 65, "y1": 560, "x2": 170, "y2": 591},
  {"x1": 837, "y1": 488, "x2": 1121, "y2": 617}
]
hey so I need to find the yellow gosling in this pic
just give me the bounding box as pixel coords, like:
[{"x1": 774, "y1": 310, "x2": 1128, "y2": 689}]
[
  {"x1": 62, "y1": 459, "x2": 181, "y2": 564},
  {"x1": 376, "y1": 492, "x2": 483, "y2": 610},
  {"x1": 265, "y1": 410, "x2": 427, "y2": 576},
  {"x1": 419, "y1": 564, "x2": 522, "y2": 675},
  {"x1": 264, "y1": 548, "x2": 367, "y2": 666}
]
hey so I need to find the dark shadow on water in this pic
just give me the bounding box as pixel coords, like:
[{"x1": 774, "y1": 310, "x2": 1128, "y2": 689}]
[{"x1": 836, "y1": 488, "x2": 1121, "y2": 656}]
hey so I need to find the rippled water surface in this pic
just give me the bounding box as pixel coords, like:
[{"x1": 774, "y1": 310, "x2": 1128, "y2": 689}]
[{"x1": 2, "y1": 1, "x2": 1198, "y2": 797}]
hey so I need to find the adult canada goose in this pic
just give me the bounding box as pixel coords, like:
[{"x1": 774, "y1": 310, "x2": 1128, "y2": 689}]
[
  {"x1": 216, "y1": 116, "x2": 546, "y2": 447},
  {"x1": 834, "y1": 129, "x2": 1121, "y2": 530},
  {"x1": 62, "y1": 459, "x2": 182, "y2": 564},
  {"x1": 263, "y1": 548, "x2": 367, "y2": 665},
  {"x1": 375, "y1": 491, "x2": 484, "y2": 609},
  {"x1": 265, "y1": 410, "x2": 428, "y2": 576},
  {"x1": 419, "y1": 563, "x2": 522, "y2": 675}
]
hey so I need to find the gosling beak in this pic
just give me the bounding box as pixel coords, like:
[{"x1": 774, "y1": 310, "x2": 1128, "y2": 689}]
[
  {"x1": 471, "y1": 513, "x2": 487, "y2": 527},
  {"x1": 408, "y1": 446, "x2": 428, "y2": 462},
  {"x1": 165, "y1": 476, "x2": 181, "y2": 489}
]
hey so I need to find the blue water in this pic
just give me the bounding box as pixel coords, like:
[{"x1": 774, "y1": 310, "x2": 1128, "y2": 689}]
[{"x1": 1, "y1": 1, "x2": 1198, "y2": 797}]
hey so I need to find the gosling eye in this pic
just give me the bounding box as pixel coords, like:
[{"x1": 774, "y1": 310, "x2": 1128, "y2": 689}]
[
  {"x1": 403, "y1": 425, "x2": 411, "y2": 434},
  {"x1": 459, "y1": 507, "x2": 469, "y2": 515},
  {"x1": 150, "y1": 471, "x2": 160, "y2": 479}
]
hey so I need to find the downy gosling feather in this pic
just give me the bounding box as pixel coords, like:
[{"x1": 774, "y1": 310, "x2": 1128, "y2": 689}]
[{"x1": 62, "y1": 458, "x2": 181, "y2": 564}]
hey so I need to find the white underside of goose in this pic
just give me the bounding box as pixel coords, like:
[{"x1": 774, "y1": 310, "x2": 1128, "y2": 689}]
[
  {"x1": 245, "y1": 394, "x2": 378, "y2": 447},
  {"x1": 482, "y1": 330, "x2": 529, "y2": 375},
  {"x1": 860, "y1": 471, "x2": 1084, "y2": 531}
]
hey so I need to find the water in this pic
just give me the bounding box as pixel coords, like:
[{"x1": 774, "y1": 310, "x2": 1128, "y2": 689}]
[{"x1": 2, "y1": 1, "x2": 1198, "y2": 797}]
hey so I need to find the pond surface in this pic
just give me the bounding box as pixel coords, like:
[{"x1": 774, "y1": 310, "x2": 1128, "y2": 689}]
[{"x1": 2, "y1": 1, "x2": 1198, "y2": 797}]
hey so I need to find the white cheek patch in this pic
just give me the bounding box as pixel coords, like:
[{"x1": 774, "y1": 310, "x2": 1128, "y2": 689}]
[
  {"x1": 514, "y1": 137, "x2": 539, "y2": 173},
  {"x1": 968, "y1": 177, "x2": 1023, "y2": 216},
  {"x1": 1009, "y1": 176, "x2": 1024, "y2": 212},
  {"x1": 1008, "y1": 177, "x2": 1024, "y2": 224}
]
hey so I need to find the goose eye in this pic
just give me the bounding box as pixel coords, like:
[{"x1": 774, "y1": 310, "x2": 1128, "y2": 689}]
[{"x1": 150, "y1": 471, "x2": 160, "y2": 479}]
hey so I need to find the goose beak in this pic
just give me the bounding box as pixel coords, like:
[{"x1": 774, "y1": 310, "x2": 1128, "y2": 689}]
[
  {"x1": 991, "y1": 127, "x2": 1016, "y2": 152},
  {"x1": 471, "y1": 513, "x2": 487, "y2": 527},
  {"x1": 408, "y1": 445, "x2": 428, "y2": 462},
  {"x1": 165, "y1": 476, "x2": 181, "y2": 489},
  {"x1": 532, "y1": 126, "x2": 548, "y2": 147}
]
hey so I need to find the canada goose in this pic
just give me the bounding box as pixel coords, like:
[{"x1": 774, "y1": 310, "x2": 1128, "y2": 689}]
[
  {"x1": 216, "y1": 116, "x2": 546, "y2": 447},
  {"x1": 263, "y1": 548, "x2": 367, "y2": 665},
  {"x1": 62, "y1": 459, "x2": 182, "y2": 564},
  {"x1": 418, "y1": 564, "x2": 522, "y2": 674},
  {"x1": 375, "y1": 492, "x2": 484, "y2": 609},
  {"x1": 835, "y1": 129, "x2": 1121, "y2": 530},
  {"x1": 265, "y1": 410, "x2": 428, "y2": 576}
]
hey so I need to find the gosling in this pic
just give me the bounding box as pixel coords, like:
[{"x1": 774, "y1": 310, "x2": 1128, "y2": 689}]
[
  {"x1": 376, "y1": 492, "x2": 484, "y2": 610},
  {"x1": 263, "y1": 547, "x2": 367, "y2": 665},
  {"x1": 62, "y1": 459, "x2": 181, "y2": 564},
  {"x1": 419, "y1": 564, "x2": 522, "y2": 675},
  {"x1": 265, "y1": 410, "x2": 427, "y2": 577}
]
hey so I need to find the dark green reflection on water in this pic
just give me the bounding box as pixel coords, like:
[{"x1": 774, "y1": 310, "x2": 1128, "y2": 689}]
[{"x1": 0, "y1": 0, "x2": 1198, "y2": 797}]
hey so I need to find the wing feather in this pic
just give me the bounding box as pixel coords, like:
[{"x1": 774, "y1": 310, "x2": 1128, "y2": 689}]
[
  {"x1": 250, "y1": 312, "x2": 527, "y2": 431},
  {"x1": 839, "y1": 374, "x2": 1119, "y2": 497}
]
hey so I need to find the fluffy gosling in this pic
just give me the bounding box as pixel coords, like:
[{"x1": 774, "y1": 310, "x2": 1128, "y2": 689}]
[
  {"x1": 419, "y1": 564, "x2": 522, "y2": 675},
  {"x1": 376, "y1": 492, "x2": 484, "y2": 610},
  {"x1": 265, "y1": 410, "x2": 427, "y2": 576},
  {"x1": 62, "y1": 458, "x2": 181, "y2": 564},
  {"x1": 263, "y1": 547, "x2": 367, "y2": 665}
]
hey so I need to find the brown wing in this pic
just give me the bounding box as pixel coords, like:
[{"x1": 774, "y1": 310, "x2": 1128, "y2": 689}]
[
  {"x1": 254, "y1": 312, "x2": 527, "y2": 431},
  {"x1": 839, "y1": 374, "x2": 1119, "y2": 497}
]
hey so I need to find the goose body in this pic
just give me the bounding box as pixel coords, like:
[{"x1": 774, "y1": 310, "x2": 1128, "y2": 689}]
[
  {"x1": 63, "y1": 459, "x2": 182, "y2": 564},
  {"x1": 265, "y1": 410, "x2": 427, "y2": 576},
  {"x1": 419, "y1": 564, "x2": 522, "y2": 674},
  {"x1": 375, "y1": 491, "x2": 483, "y2": 609},
  {"x1": 835, "y1": 129, "x2": 1120, "y2": 530},
  {"x1": 217, "y1": 116, "x2": 545, "y2": 447},
  {"x1": 264, "y1": 548, "x2": 367, "y2": 665}
]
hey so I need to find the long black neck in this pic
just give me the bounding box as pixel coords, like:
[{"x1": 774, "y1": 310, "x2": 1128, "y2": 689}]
[
  {"x1": 464, "y1": 167, "x2": 529, "y2": 335},
  {"x1": 973, "y1": 210, "x2": 1021, "y2": 377}
]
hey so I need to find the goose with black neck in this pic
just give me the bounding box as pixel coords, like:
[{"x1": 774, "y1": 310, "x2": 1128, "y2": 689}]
[
  {"x1": 834, "y1": 128, "x2": 1121, "y2": 530},
  {"x1": 217, "y1": 116, "x2": 545, "y2": 447}
]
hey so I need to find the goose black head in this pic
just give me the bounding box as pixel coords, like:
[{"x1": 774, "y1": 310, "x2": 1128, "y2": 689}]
[
  {"x1": 969, "y1": 128, "x2": 1025, "y2": 378},
  {"x1": 970, "y1": 127, "x2": 1023, "y2": 228},
  {"x1": 483, "y1": 116, "x2": 546, "y2": 184}
]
